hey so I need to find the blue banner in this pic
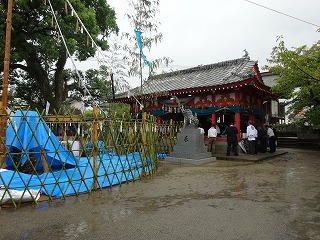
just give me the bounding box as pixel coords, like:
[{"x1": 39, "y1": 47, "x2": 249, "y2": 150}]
[{"x1": 134, "y1": 30, "x2": 152, "y2": 68}]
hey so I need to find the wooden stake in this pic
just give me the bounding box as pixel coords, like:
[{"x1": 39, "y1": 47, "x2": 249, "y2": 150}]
[
  {"x1": 41, "y1": 149, "x2": 49, "y2": 173},
  {"x1": 169, "y1": 119, "x2": 173, "y2": 152}
]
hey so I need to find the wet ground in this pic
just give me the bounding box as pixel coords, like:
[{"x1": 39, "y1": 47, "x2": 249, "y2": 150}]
[{"x1": 0, "y1": 148, "x2": 319, "y2": 240}]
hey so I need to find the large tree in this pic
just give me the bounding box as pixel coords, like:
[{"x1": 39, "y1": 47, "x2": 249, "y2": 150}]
[
  {"x1": 0, "y1": 0, "x2": 118, "y2": 111},
  {"x1": 265, "y1": 36, "x2": 320, "y2": 129}
]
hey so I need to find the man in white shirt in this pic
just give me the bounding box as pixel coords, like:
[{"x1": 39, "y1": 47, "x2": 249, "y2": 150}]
[
  {"x1": 207, "y1": 124, "x2": 218, "y2": 156},
  {"x1": 246, "y1": 120, "x2": 257, "y2": 155},
  {"x1": 266, "y1": 125, "x2": 276, "y2": 153}
]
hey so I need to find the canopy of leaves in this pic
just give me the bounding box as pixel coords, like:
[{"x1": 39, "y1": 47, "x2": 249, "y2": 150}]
[
  {"x1": 0, "y1": 0, "x2": 118, "y2": 111},
  {"x1": 265, "y1": 37, "x2": 320, "y2": 129},
  {"x1": 67, "y1": 66, "x2": 113, "y2": 105}
]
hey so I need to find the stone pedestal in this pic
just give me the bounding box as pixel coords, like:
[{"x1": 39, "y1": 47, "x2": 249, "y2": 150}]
[{"x1": 165, "y1": 125, "x2": 216, "y2": 165}]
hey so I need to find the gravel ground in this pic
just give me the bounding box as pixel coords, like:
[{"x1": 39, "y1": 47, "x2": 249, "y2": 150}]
[{"x1": 0, "y1": 148, "x2": 319, "y2": 240}]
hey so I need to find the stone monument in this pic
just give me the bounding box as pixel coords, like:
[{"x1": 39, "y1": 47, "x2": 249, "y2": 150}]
[{"x1": 165, "y1": 96, "x2": 216, "y2": 165}]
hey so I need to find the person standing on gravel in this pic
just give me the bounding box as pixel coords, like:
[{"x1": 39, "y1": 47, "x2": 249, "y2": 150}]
[
  {"x1": 257, "y1": 125, "x2": 267, "y2": 153},
  {"x1": 266, "y1": 125, "x2": 276, "y2": 153},
  {"x1": 246, "y1": 120, "x2": 257, "y2": 155},
  {"x1": 222, "y1": 122, "x2": 239, "y2": 156},
  {"x1": 207, "y1": 124, "x2": 218, "y2": 156}
]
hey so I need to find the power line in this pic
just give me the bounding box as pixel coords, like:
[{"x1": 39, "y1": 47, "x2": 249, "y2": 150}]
[{"x1": 243, "y1": 0, "x2": 320, "y2": 28}]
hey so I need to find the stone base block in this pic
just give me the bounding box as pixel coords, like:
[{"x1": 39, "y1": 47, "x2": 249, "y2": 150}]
[
  {"x1": 170, "y1": 151, "x2": 212, "y2": 160},
  {"x1": 165, "y1": 156, "x2": 216, "y2": 165}
]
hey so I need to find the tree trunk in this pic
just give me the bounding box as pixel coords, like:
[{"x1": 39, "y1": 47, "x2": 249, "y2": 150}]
[
  {"x1": 54, "y1": 54, "x2": 67, "y2": 111},
  {"x1": 25, "y1": 51, "x2": 55, "y2": 110}
]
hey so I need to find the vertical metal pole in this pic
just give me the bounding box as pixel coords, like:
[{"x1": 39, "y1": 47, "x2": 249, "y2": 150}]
[{"x1": 1, "y1": 0, "x2": 13, "y2": 168}]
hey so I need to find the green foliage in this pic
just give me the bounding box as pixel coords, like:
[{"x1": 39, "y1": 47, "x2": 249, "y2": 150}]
[
  {"x1": 0, "y1": 0, "x2": 118, "y2": 111},
  {"x1": 108, "y1": 103, "x2": 131, "y2": 120},
  {"x1": 80, "y1": 103, "x2": 130, "y2": 120},
  {"x1": 83, "y1": 66, "x2": 112, "y2": 104},
  {"x1": 265, "y1": 36, "x2": 320, "y2": 129}
]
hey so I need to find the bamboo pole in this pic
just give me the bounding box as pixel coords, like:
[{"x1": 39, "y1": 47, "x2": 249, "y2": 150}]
[
  {"x1": 141, "y1": 112, "x2": 147, "y2": 177},
  {"x1": 0, "y1": 0, "x2": 13, "y2": 169},
  {"x1": 0, "y1": 102, "x2": 7, "y2": 168},
  {"x1": 169, "y1": 119, "x2": 173, "y2": 152},
  {"x1": 2, "y1": 0, "x2": 13, "y2": 109},
  {"x1": 106, "y1": 119, "x2": 112, "y2": 152},
  {"x1": 93, "y1": 106, "x2": 98, "y2": 190}
]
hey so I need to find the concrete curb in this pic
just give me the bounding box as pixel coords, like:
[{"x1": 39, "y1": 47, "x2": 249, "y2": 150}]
[
  {"x1": 165, "y1": 156, "x2": 217, "y2": 165},
  {"x1": 214, "y1": 150, "x2": 288, "y2": 163}
]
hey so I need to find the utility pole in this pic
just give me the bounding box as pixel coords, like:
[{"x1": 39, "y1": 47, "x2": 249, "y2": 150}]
[{"x1": 1, "y1": 0, "x2": 13, "y2": 168}]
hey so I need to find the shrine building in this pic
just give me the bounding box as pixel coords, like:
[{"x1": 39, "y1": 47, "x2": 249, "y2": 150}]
[{"x1": 113, "y1": 55, "x2": 280, "y2": 137}]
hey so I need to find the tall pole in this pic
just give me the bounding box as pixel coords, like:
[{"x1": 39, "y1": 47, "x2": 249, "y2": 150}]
[
  {"x1": 2, "y1": 0, "x2": 13, "y2": 108},
  {"x1": 140, "y1": 52, "x2": 142, "y2": 94},
  {"x1": 1, "y1": 0, "x2": 13, "y2": 168},
  {"x1": 111, "y1": 73, "x2": 115, "y2": 100},
  {"x1": 138, "y1": 1, "x2": 143, "y2": 107}
]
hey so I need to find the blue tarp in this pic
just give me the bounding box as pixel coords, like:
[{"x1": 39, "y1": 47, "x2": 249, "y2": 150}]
[
  {"x1": 0, "y1": 152, "x2": 143, "y2": 197},
  {"x1": 5, "y1": 110, "x2": 76, "y2": 170},
  {"x1": 0, "y1": 111, "x2": 151, "y2": 198}
]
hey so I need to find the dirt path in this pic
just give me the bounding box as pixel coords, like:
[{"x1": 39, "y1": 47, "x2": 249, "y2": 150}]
[{"x1": 1, "y1": 148, "x2": 319, "y2": 240}]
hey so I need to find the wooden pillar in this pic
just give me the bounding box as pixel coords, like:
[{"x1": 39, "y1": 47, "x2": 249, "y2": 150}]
[
  {"x1": 211, "y1": 113, "x2": 216, "y2": 125},
  {"x1": 235, "y1": 112, "x2": 241, "y2": 141}
]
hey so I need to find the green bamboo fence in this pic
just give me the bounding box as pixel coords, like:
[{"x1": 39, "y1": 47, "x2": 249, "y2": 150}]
[{"x1": 0, "y1": 107, "x2": 178, "y2": 208}]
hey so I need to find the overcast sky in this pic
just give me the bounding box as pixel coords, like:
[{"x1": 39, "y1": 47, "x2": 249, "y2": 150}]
[{"x1": 105, "y1": 0, "x2": 319, "y2": 88}]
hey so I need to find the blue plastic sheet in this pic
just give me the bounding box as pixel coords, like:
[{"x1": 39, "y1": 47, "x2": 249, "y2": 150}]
[
  {"x1": 0, "y1": 152, "x2": 144, "y2": 197},
  {"x1": 1, "y1": 111, "x2": 152, "y2": 198},
  {"x1": 6, "y1": 110, "x2": 77, "y2": 170}
]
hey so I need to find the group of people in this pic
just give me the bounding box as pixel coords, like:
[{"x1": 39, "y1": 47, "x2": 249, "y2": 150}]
[
  {"x1": 200, "y1": 121, "x2": 277, "y2": 156},
  {"x1": 205, "y1": 122, "x2": 239, "y2": 156},
  {"x1": 246, "y1": 120, "x2": 277, "y2": 155}
]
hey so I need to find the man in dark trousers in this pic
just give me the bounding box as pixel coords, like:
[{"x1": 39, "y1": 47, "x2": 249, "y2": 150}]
[
  {"x1": 266, "y1": 125, "x2": 276, "y2": 153},
  {"x1": 223, "y1": 122, "x2": 239, "y2": 156},
  {"x1": 257, "y1": 125, "x2": 267, "y2": 153}
]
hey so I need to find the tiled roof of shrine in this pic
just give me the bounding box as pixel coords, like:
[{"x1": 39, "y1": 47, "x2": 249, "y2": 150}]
[{"x1": 116, "y1": 57, "x2": 258, "y2": 99}]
